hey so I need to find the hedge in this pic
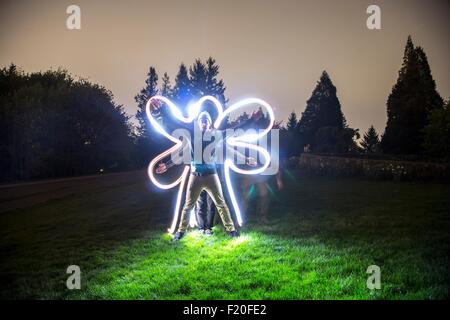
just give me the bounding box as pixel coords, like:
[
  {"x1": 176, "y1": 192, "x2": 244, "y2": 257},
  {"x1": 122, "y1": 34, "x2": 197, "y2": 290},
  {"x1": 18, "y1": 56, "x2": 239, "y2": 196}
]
[{"x1": 290, "y1": 153, "x2": 450, "y2": 182}]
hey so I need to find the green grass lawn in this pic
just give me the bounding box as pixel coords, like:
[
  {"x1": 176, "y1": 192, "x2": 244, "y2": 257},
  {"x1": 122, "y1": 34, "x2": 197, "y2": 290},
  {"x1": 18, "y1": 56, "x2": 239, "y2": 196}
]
[{"x1": 0, "y1": 170, "x2": 449, "y2": 299}]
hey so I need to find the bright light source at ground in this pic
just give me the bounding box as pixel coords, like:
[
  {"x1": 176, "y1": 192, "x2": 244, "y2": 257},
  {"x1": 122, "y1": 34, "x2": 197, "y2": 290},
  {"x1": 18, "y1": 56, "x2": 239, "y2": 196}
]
[{"x1": 225, "y1": 235, "x2": 251, "y2": 250}]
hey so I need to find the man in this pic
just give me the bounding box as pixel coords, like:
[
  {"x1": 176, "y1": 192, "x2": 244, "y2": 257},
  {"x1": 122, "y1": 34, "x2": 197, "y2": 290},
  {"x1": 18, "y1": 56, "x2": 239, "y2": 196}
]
[
  {"x1": 155, "y1": 111, "x2": 258, "y2": 241},
  {"x1": 195, "y1": 190, "x2": 215, "y2": 236}
]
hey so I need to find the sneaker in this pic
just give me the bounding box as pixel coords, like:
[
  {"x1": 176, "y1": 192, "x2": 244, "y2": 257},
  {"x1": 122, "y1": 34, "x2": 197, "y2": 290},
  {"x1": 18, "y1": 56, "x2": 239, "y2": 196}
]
[
  {"x1": 198, "y1": 228, "x2": 205, "y2": 234},
  {"x1": 204, "y1": 229, "x2": 213, "y2": 236},
  {"x1": 172, "y1": 231, "x2": 185, "y2": 241},
  {"x1": 228, "y1": 230, "x2": 239, "y2": 238}
]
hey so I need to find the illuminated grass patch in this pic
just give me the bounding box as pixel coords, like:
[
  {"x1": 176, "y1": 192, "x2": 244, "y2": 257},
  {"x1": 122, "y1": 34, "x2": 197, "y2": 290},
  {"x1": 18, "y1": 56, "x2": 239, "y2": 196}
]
[{"x1": 77, "y1": 230, "x2": 377, "y2": 300}]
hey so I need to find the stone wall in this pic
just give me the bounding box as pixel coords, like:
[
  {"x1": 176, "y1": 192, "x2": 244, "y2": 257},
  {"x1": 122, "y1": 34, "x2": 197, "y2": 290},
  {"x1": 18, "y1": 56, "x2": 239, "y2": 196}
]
[{"x1": 290, "y1": 153, "x2": 450, "y2": 181}]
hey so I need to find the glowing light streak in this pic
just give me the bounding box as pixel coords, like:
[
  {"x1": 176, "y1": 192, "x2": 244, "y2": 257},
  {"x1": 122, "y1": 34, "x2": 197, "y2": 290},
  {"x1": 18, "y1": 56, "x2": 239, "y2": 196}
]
[{"x1": 145, "y1": 95, "x2": 274, "y2": 232}]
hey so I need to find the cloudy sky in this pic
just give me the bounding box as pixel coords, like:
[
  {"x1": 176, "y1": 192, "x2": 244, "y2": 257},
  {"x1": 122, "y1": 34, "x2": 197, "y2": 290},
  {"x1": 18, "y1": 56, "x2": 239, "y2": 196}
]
[{"x1": 1, "y1": 0, "x2": 449, "y2": 134}]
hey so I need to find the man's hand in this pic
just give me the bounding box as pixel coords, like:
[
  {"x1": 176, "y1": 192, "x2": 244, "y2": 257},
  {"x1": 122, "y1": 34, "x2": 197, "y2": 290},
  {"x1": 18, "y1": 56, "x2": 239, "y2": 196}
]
[
  {"x1": 155, "y1": 163, "x2": 168, "y2": 174},
  {"x1": 150, "y1": 100, "x2": 162, "y2": 114},
  {"x1": 246, "y1": 157, "x2": 257, "y2": 167}
]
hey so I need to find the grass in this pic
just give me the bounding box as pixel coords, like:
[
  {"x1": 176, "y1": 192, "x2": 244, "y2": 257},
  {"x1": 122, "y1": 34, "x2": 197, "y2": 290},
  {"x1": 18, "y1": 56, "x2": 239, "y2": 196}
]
[{"x1": 0, "y1": 170, "x2": 449, "y2": 299}]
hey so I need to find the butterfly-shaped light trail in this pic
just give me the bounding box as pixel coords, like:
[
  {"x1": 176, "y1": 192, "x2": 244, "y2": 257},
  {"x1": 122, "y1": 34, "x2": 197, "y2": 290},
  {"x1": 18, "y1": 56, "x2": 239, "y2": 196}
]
[{"x1": 145, "y1": 95, "x2": 274, "y2": 233}]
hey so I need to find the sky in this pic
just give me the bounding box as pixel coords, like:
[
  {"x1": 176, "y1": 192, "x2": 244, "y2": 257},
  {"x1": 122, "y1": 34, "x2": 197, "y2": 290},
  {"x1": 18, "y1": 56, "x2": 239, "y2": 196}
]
[{"x1": 0, "y1": 0, "x2": 449, "y2": 134}]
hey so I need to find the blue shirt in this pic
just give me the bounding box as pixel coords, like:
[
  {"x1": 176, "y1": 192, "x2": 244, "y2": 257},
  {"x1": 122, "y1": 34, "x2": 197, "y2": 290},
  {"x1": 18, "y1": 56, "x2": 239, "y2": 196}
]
[{"x1": 190, "y1": 132, "x2": 218, "y2": 174}]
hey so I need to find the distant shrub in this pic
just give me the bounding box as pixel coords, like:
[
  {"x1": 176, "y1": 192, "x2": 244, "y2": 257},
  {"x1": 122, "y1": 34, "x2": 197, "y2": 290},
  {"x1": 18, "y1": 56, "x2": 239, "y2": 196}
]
[{"x1": 294, "y1": 154, "x2": 450, "y2": 182}]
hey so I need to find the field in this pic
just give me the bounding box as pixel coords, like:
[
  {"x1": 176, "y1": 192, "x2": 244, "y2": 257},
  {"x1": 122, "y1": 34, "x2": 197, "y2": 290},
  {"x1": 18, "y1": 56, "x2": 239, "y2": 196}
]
[{"x1": 0, "y1": 170, "x2": 449, "y2": 299}]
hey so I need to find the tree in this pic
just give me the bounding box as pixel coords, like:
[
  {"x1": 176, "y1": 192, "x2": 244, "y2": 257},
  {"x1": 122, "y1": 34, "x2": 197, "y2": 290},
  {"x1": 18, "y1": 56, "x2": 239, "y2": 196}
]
[
  {"x1": 422, "y1": 99, "x2": 450, "y2": 158},
  {"x1": 189, "y1": 59, "x2": 207, "y2": 99},
  {"x1": 297, "y1": 71, "x2": 355, "y2": 153},
  {"x1": 282, "y1": 111, "x2": 300, "y2": 156},
  {"x1": 135, "y1": 67, "x2": 158, "y2": 138},
  {"x1": 361, "y1": 125, "x2": 380, "y2": 153},
  {"x1": 381, "y1": 36, "x2": 444, "y2": 154},
  {"x1": 172, "y1": 63, "x2": 191, "y2": 110},
  {"x1": 187, "y1": 57, "x2": 227, "y2": 105},
  {"x1": 188, "y1": 57, "x2": 227, "y2": 120},
  {"x1": 0, "y1": 65, "x2": 134, "y2": 181},
  {"x1": 205, "y1": 57, "x2": 227, "y2": 105},
  {"x1": 160, "y1": 72, "x2": 172, "y2": 97},
  {"x1": 286, "y1": 111, "x2": 298, "y2": 132},
  {"x1": 314, "y1": 127, "x2": 360, "y2": 153}
]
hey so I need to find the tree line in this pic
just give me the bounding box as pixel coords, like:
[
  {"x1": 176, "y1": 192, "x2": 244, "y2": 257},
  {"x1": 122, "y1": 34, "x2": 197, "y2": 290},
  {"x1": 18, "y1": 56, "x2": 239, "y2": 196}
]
[
  {"x1": 281, "y1": 36, "x2": 448, "y2": 158},
  {"x1": 0, "y1": 66, "x2": 135, "y2": 181},
  {"x1": 1, "y1": 36, "x2": 448, "y2": 182}
]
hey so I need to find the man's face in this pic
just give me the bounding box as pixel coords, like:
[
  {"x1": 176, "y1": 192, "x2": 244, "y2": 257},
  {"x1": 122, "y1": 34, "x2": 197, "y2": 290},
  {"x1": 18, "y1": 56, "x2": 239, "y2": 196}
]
[{"x1": 199, "y1": 115, "x2": 211, "y2": 131}]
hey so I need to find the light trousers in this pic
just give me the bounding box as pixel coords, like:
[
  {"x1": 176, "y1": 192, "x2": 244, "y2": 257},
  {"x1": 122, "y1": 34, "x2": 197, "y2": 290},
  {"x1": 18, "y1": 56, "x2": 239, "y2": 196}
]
[{"x1": 178, "y1": 173, "x2": 235, "y2": 232}]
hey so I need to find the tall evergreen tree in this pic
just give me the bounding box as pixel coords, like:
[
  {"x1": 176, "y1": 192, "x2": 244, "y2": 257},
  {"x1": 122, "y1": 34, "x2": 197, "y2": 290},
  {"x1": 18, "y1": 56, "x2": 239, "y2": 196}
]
[
  {"x1": 283, "y1": 111, "x2": 300, "y2": 156},
  {"x1": 189, "y1": 59, "x2": 207, "y2": 97},
  {"x1": 205, "y1": 57, "x2": 227, "y2": 105},
  {"x1": 172, "y1": 63, "x2": 192, "y2": 110},
  {"x1": 160, "y1": 72, "x2": 172, "y2": 97},
  {"x1": 135, "y1": 67, "x2": 158, "y2": 138},
  {"x1": 134, "y1": 67, "x2": 161, "y2": 167},
  {"x1": 189, "y1": 58, "x2": 227, "y2": 104},
  {"x1": 286, "y1": 111, "x2": 298, "y2": 132},
  {"x1": 188, "y1": 58, "x2": 227, "y2": 119},
  {"x1": 381, "y1": 36, "x2": 443, "y2": 154},
  {"x1": 361, "y1": 125, "x2": 380, "y2": 153},
  {"x1": 297, "y1": 71, "x2": 347, "y2": 151}
]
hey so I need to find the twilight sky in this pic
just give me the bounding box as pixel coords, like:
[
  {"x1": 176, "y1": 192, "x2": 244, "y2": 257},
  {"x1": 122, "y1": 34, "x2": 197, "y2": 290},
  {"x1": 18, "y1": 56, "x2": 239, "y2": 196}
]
[{"x1": 0, "y1": 0, "x2": 449, "y2": 134}]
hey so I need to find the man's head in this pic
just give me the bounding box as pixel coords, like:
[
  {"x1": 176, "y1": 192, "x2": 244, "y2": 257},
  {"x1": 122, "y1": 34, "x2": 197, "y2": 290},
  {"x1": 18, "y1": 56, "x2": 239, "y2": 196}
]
[{"x1": 198, "y1": 111, "x2": 212, "y2": 131}]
